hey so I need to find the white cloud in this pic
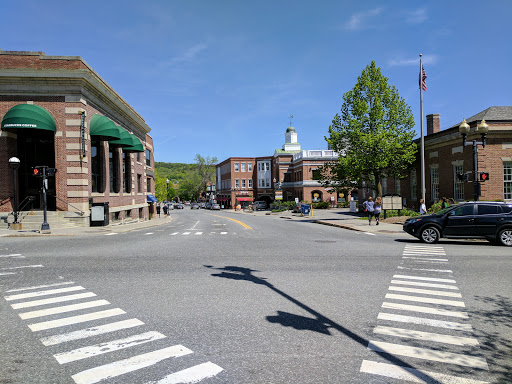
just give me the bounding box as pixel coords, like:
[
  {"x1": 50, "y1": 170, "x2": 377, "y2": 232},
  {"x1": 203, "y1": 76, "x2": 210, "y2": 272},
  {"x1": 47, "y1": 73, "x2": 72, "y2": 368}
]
[
  {"x1": 388, "y1": 54, "x2": 439, "y2": 67},
  {"x1": 345, "y1": 8, "x2": 384, "y2": 30},
  {"x1": 406, "y1": 8, "x2": 428, "y2": 24},
  {"x1": 164, "y1": 43, "x2": 208, "y2": 67}
]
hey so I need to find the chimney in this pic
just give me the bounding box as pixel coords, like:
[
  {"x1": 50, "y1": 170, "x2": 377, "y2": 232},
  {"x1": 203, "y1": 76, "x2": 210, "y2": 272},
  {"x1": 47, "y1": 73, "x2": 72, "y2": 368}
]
[{"x1": 426, "y1": 114, "x2": 440, "y2": 135}]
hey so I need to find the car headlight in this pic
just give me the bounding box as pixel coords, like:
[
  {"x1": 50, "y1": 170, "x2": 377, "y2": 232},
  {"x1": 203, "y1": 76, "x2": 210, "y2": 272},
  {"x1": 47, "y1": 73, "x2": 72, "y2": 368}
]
[{"x1": 406, "y1": 218, "x2": 423, "y2": 224}]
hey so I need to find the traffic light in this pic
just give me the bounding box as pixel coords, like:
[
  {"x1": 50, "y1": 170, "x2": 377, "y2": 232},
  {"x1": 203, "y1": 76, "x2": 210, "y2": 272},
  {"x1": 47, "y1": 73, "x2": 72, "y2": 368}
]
[
  {"x1": 46, "y1": 168, "x2": 57, "y2": 176},
  {"x1": 32, "y1": 167, "x2": 42, "y2": 177},
  {"x1": 457, "y1": 173, "x2": 468, "y2": 182},
  {"x1": 480, "y1": 172, "x2": 489, "y2": 182}
]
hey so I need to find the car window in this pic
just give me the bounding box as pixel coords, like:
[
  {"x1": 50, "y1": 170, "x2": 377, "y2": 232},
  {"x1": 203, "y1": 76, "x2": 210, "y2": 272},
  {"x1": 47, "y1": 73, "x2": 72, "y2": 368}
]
[
  {"x1": 477, "y1": 205, "x2": 499, "y2": 215},
  {"x1": 502, "y1": 205, "x2": 512, "y2": 213},
  {"x1": 451, "y1": 205, "x2": 474, "y2": 216}
]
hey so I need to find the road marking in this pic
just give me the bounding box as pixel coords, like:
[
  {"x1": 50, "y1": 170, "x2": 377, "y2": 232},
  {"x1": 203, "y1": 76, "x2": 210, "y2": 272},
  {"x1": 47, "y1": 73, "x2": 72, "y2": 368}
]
[
  {"x1": 407, "y1": 259, "x2": 449, "y2": 264},
  {"x1": 182, "y1": 232, "x2": 191, "y2": 235},
  {"x1": 393, "y1": 275, "x2": 456, "y2": 283},
  {"x1": 220, "y1": 232, "x2": 227, "y2": 235},
  {"x1": 365, "y1": 232, "x2": 377, "y2": 236},
  {"x1": 12, "y1": 292, "x2": 97, "y2": 309},
  {"x1": 0, "y1": 253, "x2": 23, "y2": 258},
  {"x1": 1, "y1": 264, "x2": 44, "y2": 270},
  {"x1": 170, "y1": 232, "x2": 179, "y2": 236},
  {"x1": 54, "y1": 331, "x2": 166, "y2": 364},
  {"x1": 6, "y1": 281, "x2": 75, "y2": 292},
  {"x1": 71, "y1": 345, "x2": 193, "y2": 384},
  {"x1": 388, "y1": 286, "x2": 462, "y2": 298},
  {"x1": 385, "y1": 293, "x2": 465, "y2": 307},
  {"x1": 19, "y1": 299, "x2": 110, "y2": 320},
  {"x1": 390, "y1": 280, "x2": 459, "y2": 290},
  {"x1": 378, "y1": 313, "x2": 473, "y2": 331},
  {"x1": 5, "y1": 286, "x2": 86, "y2": 301},
  {"x1": 402, "y1": 257, "x2": 449, "y2": 261},
  {"x1": 188, "y1": 221, "x2": 200, "y2": 230},
  {"x1": 28, "y1": 308, "x2": 126, "y2": 332},
  {"x1": 147, "y1": 361, "x2": 224, "y2": 384},
  {"x1": 40, "y1": 318, "x2": 145, "y2": 346},
  {"x1": 145, "y1": 232, "x2": 154, "y2": 235},
  {"x1": 360, "y1": 360, "x2": 490, "y2": 384},
  {"x1": 0, "y1": 272, "x2": 17, "y2": 276},
  {"x1": 207, "y1": 214, "x2": 252, "y2": 229},
  {"x1": 397, "y1": 266, "x2": 453, "y2": 273},
  {"x1": 105, "y1": 233, "x2": 117, "y2": 236},
  {"x1": 382, "y1": 302, "x2": 469, "y2": 318},
  {"x1": 195, "y1": 232, "x2": 203, "y2": 235},
  {"x1": 373, "y1": 325, "x2": 479, "y2": 346},
  {"x1": 368, "y1": 340, "x2": 488, "y2": 369}
]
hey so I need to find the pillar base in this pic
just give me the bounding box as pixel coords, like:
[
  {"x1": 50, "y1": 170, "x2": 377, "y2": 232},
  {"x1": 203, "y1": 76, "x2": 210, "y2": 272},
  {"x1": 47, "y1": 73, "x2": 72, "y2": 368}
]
[{"x1": 9, "y1": 223, "x2": 22, "y2": 230}]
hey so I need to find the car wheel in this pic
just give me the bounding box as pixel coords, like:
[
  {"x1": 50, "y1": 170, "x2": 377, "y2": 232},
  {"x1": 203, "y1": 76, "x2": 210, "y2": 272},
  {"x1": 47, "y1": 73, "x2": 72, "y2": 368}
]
[
  {"x1": 420, "y1": 226, "x2": 440, "y2": 244},
  {"x1": 497, "y1": 228, "x2": 512, "y2": 246}
]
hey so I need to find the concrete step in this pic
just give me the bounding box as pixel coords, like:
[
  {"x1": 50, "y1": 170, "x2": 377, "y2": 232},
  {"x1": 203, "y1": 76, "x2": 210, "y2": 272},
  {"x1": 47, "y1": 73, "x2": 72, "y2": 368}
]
[{"x1": 2, "y1": 210, "x2": 87, "y2": 230}]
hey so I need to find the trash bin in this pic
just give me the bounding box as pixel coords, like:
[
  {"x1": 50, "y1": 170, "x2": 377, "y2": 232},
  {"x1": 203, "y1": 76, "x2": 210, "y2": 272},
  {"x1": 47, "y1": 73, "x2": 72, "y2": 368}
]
[
  {"x1": 90, "y1": 202, "x2": 109, "y2": 226},
  {"x1": 301, "y1": 204, "x2": 311, "y2": 215}
]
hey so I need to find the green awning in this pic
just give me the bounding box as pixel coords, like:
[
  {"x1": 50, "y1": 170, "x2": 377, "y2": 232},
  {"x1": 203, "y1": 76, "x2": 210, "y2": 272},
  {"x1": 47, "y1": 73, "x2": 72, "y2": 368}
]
[
  {"x1": 123, "y1": 134, "x2": 144, "y2": 152},
  {"x1": 1, "y1": 104, "x2": 56, "y2": 132},
  {"x1": 109, "y1": 127, "x2": 133, "y2": 147},
  {"x1": 90, "y1": 114, "x2": 121, "y2": 140}
]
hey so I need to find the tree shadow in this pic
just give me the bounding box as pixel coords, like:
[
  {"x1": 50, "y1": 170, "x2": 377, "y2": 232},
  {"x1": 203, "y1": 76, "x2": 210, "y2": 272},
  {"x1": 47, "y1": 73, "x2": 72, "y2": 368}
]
[{"x1": 204, "y1": 264, "x2": 466, "y2": 383}]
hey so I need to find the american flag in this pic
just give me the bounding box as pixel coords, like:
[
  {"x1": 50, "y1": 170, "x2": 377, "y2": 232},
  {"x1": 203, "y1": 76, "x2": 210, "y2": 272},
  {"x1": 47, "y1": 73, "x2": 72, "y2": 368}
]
[{"x1": 419, "y1": 65, "x2": 427, "y2": 91}]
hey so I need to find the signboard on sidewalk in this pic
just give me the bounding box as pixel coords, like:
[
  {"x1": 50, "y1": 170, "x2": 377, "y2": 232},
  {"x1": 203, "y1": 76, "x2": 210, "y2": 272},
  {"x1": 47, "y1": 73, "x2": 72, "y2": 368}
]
[
  {"x1": 382, "y1": 196, "x2": 402, "y2": 210},
  {"x1": 275, "y1": 191, "x2": 283, "y2": 200}
]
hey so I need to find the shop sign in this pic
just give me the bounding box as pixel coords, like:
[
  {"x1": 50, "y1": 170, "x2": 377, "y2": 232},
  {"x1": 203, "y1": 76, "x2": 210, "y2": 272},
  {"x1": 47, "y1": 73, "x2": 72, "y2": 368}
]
[{"x1": 275, "y1": 191, "x2": 283, "y2": 200}]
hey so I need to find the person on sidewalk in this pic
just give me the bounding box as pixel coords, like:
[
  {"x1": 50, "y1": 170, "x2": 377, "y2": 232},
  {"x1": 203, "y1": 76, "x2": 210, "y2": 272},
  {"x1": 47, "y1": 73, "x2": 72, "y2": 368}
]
[
  {"x1": 362, "y1": 196, "x2": 375, "y2": 225},
  {"x1": 162, "y1": 203, "x2": 168, "y2": 216},
  {"x1": 374, "y1": 196, "x2": 382, "y2": 225},
  {"x1": 420, "y1": 199, "x2": 427, "y2": 215},
  {"x1": 156, "y1": 203, "x2": 161, "y2": 217}
]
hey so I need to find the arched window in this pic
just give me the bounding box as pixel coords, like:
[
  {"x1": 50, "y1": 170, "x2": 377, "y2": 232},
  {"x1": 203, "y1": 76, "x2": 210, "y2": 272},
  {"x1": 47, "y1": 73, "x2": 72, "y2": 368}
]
[{"x1": 312, "y1": 190, "x2": 323, "y2": 203}]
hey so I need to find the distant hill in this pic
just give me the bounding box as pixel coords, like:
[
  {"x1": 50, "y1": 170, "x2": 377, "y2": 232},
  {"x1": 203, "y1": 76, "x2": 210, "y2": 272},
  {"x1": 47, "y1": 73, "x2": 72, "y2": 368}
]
[{"x1": 155, "y1": 162, "x2": 196, "y2": 182}]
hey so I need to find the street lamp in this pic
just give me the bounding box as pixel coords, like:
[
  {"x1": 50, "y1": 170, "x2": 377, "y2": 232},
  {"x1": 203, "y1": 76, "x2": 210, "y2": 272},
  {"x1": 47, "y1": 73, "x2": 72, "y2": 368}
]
[
  {"x1": 8, "y1": 157, "x2": 20, "y2": 224},
  {"x1": 459, "y1": 119, "x2": 489, "y2": 201},
  {"x1": 166, "y1": 178, "x2": 169, "y2": 201}
]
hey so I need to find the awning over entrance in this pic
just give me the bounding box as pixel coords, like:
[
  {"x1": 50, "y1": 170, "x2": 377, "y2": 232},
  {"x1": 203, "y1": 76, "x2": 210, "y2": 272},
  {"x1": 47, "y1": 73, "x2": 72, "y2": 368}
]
[
  {"x1": 147, "y1": 194, "x2": 158, "y2": 203},
  {"x1": 236, "y1": 197, "x2": 253, "y2": 202},
  {"x1": 109, "y1": 128, "x2": 133, "y2": 147},
  {"x1": 1, "y1": 104, "x2": 56, "y2": 132},
  {"x1": 123, "y1": 134, "x2": 144, "y2": 152},
  {"x1": 90, "y1": 114, "x2": 122, "y2": 140}
]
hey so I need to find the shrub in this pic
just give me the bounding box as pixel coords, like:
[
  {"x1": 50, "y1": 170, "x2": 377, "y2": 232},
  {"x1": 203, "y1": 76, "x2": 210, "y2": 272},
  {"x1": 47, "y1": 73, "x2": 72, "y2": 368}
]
[
  {"x1": 312, "y1": 201, "x2": 329, "y2": 209},
  {"x1": 337, "y1": 201, "x2": 350, "y2": 208}
]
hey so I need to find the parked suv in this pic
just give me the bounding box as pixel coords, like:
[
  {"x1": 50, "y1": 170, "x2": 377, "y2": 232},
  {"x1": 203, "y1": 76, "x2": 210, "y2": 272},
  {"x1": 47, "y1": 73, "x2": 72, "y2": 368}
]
[
  {"x1": 252, "y1": 201, "x2": 267, "y2": 210},
  {"x1": 403, "y1": 202, "x2": 512, "y2": 246}
]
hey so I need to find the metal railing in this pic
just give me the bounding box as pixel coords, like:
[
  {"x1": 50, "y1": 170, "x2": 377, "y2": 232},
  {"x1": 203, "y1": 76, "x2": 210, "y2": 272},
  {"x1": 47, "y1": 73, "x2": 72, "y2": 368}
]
[{"x1": 49, "y1": 194, "x2": 85, "y2": 216}]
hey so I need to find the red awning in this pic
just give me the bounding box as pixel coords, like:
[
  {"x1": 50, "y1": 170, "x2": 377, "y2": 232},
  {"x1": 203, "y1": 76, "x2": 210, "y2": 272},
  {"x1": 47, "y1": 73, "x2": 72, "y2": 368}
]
[{"x1": 236, "y1": 197, "x2": 253, "y2": 202}]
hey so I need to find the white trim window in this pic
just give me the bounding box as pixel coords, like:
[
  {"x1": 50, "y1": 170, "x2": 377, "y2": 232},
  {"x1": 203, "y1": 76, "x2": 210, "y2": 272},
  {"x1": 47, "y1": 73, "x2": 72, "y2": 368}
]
[
  {"x1": 504, "y1": 161, "x2": 512, "y2": 200},
  {"x1": 235, "y1": 179, "x2": 239, "y2": 188},
  {"x1": 248, "y1": 179, "x2": 253, "y2": 188},
  {"x1": 453, "y1": 164, "x2": 464, "y2": 201},
  {"x1": 431, "y1": 167, "x2": 439, "y2": 201},
  {"x1": 248, "y1": 163, "x2": 253, "y2": 171},
  {"x1": 234, "y1": 162, "x2": 239, "y2": 172},
  {"x1": 242, "y1": 179, "x2": 246, "y2": 188},
  {"x1": 241, "y1": 162, "x2": 246, "y2": 172},
  {"x1": 410, "y1": 169, "x2": 417, "y2": 201}
]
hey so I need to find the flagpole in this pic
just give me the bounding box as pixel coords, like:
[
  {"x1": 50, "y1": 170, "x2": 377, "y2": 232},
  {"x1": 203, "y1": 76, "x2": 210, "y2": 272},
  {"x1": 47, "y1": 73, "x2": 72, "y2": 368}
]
[{"x1": 420, "y1": 54, "x2": 426, "y2": 203}]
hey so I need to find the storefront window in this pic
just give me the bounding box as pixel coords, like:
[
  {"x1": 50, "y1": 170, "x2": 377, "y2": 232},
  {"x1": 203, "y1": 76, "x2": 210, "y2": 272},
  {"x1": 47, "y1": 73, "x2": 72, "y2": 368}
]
[
  {"x1": 91, "y1": 140, "x2": 104, "y2": 193},
  {"x1": 109, "y1": 148, "x2": 119, "y2": 193}
]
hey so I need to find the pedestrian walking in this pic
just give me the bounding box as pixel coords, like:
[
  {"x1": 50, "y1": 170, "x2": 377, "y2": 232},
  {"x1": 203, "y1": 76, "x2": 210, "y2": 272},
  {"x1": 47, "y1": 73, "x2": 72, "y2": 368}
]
[
  {"x1": 156, "y1": 203, "x2": 161, "y2": 217},
  {"x1": 420, "y1": 199, "x2": 427, "y2": 215},
  {"x1": 163, "y1": 204, "x2": 168, "y2": 216},
  {"x1": 374, "y1": 196, "x2": 382, "y2": 225},
  {"x1": 362, "y1": 196, "x2": 375, "y2": 225}
]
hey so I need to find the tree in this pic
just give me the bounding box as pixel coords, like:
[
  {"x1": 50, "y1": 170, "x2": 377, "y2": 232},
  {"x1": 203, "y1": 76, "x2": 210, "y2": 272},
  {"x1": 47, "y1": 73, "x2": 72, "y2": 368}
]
[
  {"x1": 323, "y1": 61, "x2": 417, "y2": 197},
  {"x1": 194, "y1": 154, "x2": 218, "y2": 198},
  {"x1": 154, "y1": 177, "x2": 168, "y2": 202}
]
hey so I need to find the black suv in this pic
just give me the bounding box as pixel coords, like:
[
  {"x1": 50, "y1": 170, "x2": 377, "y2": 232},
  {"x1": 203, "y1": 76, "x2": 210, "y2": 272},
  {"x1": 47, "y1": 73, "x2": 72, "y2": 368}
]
[{"x1": 403, "y1": 202, "x2": 512, "y2": 246}]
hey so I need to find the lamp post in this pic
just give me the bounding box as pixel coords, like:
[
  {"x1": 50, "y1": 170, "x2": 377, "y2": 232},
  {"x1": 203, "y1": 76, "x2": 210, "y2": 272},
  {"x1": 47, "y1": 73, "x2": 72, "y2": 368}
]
[
  {"x1": 459, "y1": 119, "x2": 489, "y2": 201},
  {"x1": 8, "y1": 157, "x2": 21, "y2": 225},
  {"x1": 166, "y1": 178, "x2": 169, "y2": 201}
]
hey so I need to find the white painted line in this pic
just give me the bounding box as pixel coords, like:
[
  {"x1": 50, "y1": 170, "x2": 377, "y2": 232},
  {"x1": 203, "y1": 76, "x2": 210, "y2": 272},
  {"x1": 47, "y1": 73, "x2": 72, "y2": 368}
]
[
  {"x1": 382, "y1": 302, "x2": 469, "y2": 319},
  {"x1": 402, "y1": 257, "x2": 449, "y2": 261},
  {"x1": 404, "y1": 245, "x2": 445, "y2": 251},
  {"x1": 195, "y1": 232, "x2": 203, "y2": 235},
  {"x1": 407, "y1": 259, "x2": 449, "y2": 264},
  {"x1": 1, "y1": 264, "x2": 44, "y2": 270},
  {"x1": 41, "y1": 318, "x2": 145, "y2": 346},
  {"x1": 220, "y1": 232, "x2": 227, "y2": 235},
  {"x1": 6, "y1": 281, "x2": 75, "y2": 293},
  {"x1": 28, "y1": 308, "x2": 126, "y2": 332},
  {"x1": 19, "y1": 300, "x2": 110, "y2": 320},
  {"x1": 385, "y1": 293, "x2": 465, "y2": 307},
  {"x1": 145, "y1": 233, "x2": 154, "y2": 235},
  {"x1": 365, "y1": 232, "x2": 377, "y2": 236},
  {"x1": 54, "y1": 331, "x2": 166, "y2": 364},
  {"x1": 189, "y1": 221, "x2": 200, "y2": 230},
  {"x1": 170, "y1": 232, "x2": 179, "y2": 236},
  {"x1": 12, "y1": 292, "x2": 97, "y2": 309},
  {"x1": 182, "y1": 232, "x2": 191, "y2": 235},
  {"x1": 360, "y1": 360, "x2": 490, "y2": 384},
  {"x1": 0, "y1": 253, "x2": 22, "y2": 257},
  {"x1": 0, "y1": 272, "x2": 17, "y2": 276},
  {"x1": 5, "y1": 286, "x2": 86, "y2": 301},
  {"x1": 390, "y1": 280, "x2": 459, "y2": 290},
  {"x1": 71, "y1": 345, "x2": 193, "y2": 384},
  {"x1": 397, "y1": 266, "x2": 453, "y2": 273},
  {"x1": 373, "y1": 325, "x2": 479, "y2": 346},
  {"x1": 393, "y1": 275, "x2": 456, "y2": 283},
  {"x1": 388, "y1": 286, "x2": 462, "y2": 298},
  {"x1": 378, "y1": 313, "x2": 473, "y2": 331},
  {"x1": 105, "y1": 233, "x2": 117, "y2": 236},
  {"x1": 148, "y1": 361, "x2": 224, "y2": 384},
  {"x1": 368, "y1": 340, "x2": 488, "y2": 369}
]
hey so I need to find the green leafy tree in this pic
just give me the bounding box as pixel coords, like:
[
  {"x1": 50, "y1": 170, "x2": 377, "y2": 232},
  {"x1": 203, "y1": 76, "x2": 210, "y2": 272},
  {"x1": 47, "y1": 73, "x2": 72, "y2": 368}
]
[
  {"x1": 324, "y1": 61, "x2": 417, "y2": 197},
  {"x1": 178, "y1": 172, "x2": 202, "y2": 201},
  {"x1": 154, "y1": 177, "x2": 168, "y2": 202},
  {"x1": 195, "y1": 154, "x2": 218, "y2": 197}
]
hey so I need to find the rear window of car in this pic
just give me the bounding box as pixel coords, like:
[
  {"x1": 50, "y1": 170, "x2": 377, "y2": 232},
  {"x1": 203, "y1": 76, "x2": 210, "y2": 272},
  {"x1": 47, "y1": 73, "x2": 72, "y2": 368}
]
[
  {"x1": 477, "y1": 205, "x2": 500, "y2": 215},
  {"x1": 501, "y1": 205, "x2": 512, "y2": 213},
  {"x1": 452, "y1": 205, "x2": 474, "y2": 216}
]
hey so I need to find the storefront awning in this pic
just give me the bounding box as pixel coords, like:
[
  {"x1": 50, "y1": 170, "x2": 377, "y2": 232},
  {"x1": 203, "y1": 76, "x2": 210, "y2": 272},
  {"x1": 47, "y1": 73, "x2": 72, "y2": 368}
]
[
  {"x1": 90, "y1": 114, "x2": 121, "y2": 140},
  {"x1": 1, "y1": 104, "x2": 56, "y2": 132},
  {"x1": 123, "y1": 134, "x2": 144, "y2": 152},
  {"x1": 236, "y1": 197, "x2": 253, "y2": 202},
  {"x1": 109, "y1": 128, "x2": 133, "y2": 147},
  {"x1": 147, "y1": 194, "x2": 158, "y2": 203}
]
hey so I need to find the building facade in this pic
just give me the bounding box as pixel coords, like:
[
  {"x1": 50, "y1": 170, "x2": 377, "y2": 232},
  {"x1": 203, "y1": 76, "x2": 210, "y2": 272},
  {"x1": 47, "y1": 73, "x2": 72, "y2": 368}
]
[{"x1": 0, "y1": 51, "x2": 157, "y2": 226}]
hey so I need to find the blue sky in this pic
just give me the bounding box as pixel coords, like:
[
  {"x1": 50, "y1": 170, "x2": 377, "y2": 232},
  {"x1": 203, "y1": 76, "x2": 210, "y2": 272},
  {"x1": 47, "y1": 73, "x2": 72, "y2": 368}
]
[{"x1": 2, "y1": 1, "x2": 511, "y2": 163}]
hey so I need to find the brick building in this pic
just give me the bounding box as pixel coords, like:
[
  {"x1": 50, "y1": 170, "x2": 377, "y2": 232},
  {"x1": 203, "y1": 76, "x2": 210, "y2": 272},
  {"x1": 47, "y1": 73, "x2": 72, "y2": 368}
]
[{"x1": 0, "y1": 50, "x2": 157, "y2": 227}]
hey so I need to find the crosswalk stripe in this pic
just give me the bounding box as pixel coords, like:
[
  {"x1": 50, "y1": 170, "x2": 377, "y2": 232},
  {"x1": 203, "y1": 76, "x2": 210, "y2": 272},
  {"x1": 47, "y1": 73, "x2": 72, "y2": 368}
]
[
  {"x1": 385, "y1": 293, "x2": 465, "y2": 307},
  {"x1": 397, "y1": 266, "x2": 453, "y2": 273},
  {"x1": 145, "y1": 233, "x2": 154, "y2": 235},
  {"x1": 378, "y1": 313, "x2": 473, "y2": 331},
  {"x1": 104, "y1": 233, "x2": 117, "y2": 236},
  {"x1": 40, "y1": 318, "x2": 145, "y2": 346},
  {"x1": 1, "y1": 264, "x2": 44, "y2": 270},
  {"x1": 28, "y1": 308, "x2": 126, "y2": 332},
  {"x1": 388, "y1": 286, "x2": 462, "y2": 298},
  {"x1": 182, "y1": 232, "x2": 191, "y2": 235},
  {"x1": 11, "y1": 292, "x2": 97, "y2": 309},
  {"x1": 19, "y1": 300, "x2": 110, "y2": 320},
  {"x1": 195, "y1": 232, "x2": 203, "y2": 235},
  {"x1": 360, "y1": 360, "x2": 490, "y2": 384},
  {"x1": 390, "y1": 280, "x2": 459, "y2": 290},
  {"x1": 54, "y1": 331, "x2": 166, "y2": 364},
  {"x1": 0, "y1": 253, "x2": 22, "y2": 257},
  {"x1": 0, "y1": 272, "x2": 17, "y2": 276},
  {"x1": 368, "y1": 340, "x2": 488, "y2": 369},
  {"x1": 148, "y1": 361, "x2": 224, "y2": 384},
  {"x1": 408, "y1": 259, "x2": 449, "y2": 264},
  {"x1": 5, "y1": 286, "x2": 86, "y2": 301},
  {"x1": 402, "y1": 257, "x2": 449, "y2": 261},
  {"x1": 393, "y1": 275, "x2": 456, "y2": 283},
  {"x1": 220, "y1": 232, "x2": 227, "y2": 235},
  {"x1": 71, "y1": 345, "x2": 193, "y2": 384},
  {"x1": 170, "y1": 232, "x2": 178, "y2": 235},
  {"x1": 382, "y1": 302, "x2": 469, "y2": 319},
  {"x1": 6, "y1": 281, "x2": 75, "y2": 293},
  {"x1": 373, "y1": 325, "x2": 479, "y2": 346}
]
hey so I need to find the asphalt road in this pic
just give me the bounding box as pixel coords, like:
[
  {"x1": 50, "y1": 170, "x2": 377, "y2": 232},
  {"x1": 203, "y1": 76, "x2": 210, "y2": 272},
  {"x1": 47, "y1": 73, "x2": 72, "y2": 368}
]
[{"x1": 0, "y1": 209, "x2": 510, "y2": 384}]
